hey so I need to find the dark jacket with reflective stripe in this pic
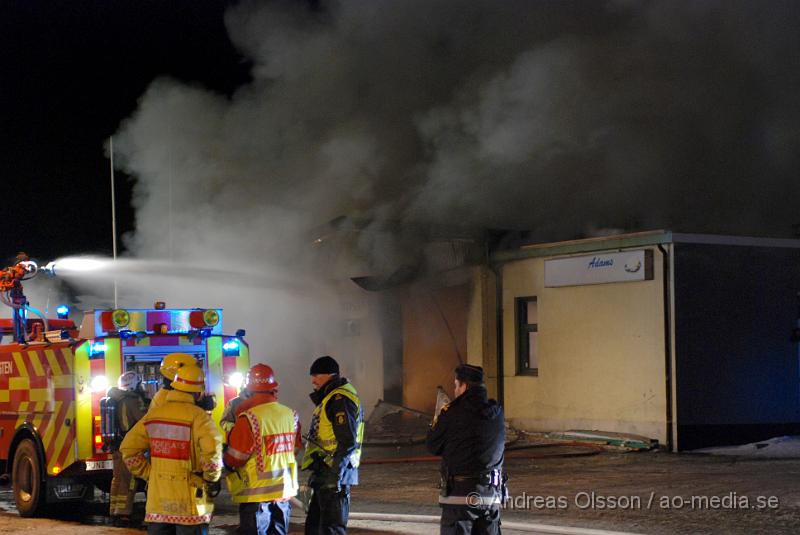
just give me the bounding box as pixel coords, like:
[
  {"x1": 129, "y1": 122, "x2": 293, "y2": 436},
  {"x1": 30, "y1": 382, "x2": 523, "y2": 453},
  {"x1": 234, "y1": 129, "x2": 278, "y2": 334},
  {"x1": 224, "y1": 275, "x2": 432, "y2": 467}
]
[
  {"x1": 426, "y1": 385, "x2": 505, "y2": 495},
  {"x1": 308, "y1": 376, "x2": 362, "y2": 486}
]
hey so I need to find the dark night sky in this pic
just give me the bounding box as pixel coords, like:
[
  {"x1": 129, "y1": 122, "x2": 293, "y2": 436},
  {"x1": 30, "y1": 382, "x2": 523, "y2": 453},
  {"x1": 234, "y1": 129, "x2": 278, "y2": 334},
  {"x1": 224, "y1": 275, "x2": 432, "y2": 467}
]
[
  {"x1": 0, "y1": 1, "x2": 251, "y2": 262},
  {"x1": 3, "y1": 1, "x2": 800, "y2": 269}
]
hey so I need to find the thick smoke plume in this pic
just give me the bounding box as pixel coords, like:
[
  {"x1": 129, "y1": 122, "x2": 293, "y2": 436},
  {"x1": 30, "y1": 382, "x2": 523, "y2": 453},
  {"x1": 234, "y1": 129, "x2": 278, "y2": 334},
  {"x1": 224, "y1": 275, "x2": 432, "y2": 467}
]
[{"x1": 104, "y1": 0, "x2": 800, "y2": 413}]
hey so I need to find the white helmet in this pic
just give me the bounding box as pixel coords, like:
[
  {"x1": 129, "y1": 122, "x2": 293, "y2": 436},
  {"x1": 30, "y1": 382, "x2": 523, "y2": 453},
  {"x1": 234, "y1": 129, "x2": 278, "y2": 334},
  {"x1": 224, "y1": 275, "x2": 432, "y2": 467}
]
[{"x1": 118, "y1": 371, "x2": 141, "y2": 391}]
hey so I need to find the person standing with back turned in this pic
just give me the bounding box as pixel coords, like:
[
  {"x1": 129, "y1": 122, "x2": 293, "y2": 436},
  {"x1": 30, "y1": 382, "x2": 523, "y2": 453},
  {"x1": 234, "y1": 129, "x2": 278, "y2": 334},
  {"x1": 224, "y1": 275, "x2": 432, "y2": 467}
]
[
  {"x1": 223, "y1": 363, "x2": 302, "y2": 534},
  {"x1": 301, "y1": 356, "x2": 364, "y2": 535},
  {"x1": 149, "y1": 352, "x2": 198, "y2": 411},
  {"x1": 121, "y1": 364, "x2": 223, "y2": 535},
  {"x1": 108, "y1": 371, "x2": 148, "y2": 526},
  {"x1": 426, "y1": 364, "x2": 506, "y2": 535}
]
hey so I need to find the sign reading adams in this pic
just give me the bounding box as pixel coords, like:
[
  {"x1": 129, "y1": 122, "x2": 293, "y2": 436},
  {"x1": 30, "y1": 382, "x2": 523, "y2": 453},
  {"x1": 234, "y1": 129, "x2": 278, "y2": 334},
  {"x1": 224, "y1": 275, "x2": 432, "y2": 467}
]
[{"x1": 544, "y1": 249, "x2": 654, "y2": 287}]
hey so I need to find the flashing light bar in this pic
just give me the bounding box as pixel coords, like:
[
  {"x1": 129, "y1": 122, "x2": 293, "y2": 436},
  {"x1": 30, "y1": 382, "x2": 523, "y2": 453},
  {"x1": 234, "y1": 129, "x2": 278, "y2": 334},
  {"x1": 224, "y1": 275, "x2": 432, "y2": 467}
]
[
  {"x1": 189, "y1": 309, "x2": 220, "y2": 329},
  {"x1": 85, "y1": 308, "x2": 224, "y2": 338},
  {"x1": 222, "y1": 338, "x2": 241, "y2": 356},
  {"x1": 112, "y1": 309, "x2": 130, "y2": 328}
]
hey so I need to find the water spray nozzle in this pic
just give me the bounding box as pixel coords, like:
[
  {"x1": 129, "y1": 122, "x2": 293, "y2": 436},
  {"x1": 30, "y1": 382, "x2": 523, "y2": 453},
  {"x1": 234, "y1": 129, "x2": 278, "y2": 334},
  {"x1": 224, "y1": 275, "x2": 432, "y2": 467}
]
[{"x1": 41, "y1": 262, "x2": 57, "y2": 277}]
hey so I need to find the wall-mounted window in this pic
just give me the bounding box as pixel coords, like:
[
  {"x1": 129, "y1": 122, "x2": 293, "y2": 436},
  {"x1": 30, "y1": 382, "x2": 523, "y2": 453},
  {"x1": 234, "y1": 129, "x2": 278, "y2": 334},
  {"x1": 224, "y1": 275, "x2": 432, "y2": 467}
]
[{"x1": 516, "y1": 296, "x2": 538, "y2": 376}]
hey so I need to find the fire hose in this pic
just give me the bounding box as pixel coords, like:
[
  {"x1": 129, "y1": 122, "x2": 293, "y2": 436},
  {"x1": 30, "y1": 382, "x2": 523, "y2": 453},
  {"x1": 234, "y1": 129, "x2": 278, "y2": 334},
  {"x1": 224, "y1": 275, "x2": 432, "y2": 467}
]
[
  {"x1": 343, "y1": 513, "x2": 643, "y2": 535},
  {"x1": 359, "y1": 441, "x2": 605, "y2": 465}
]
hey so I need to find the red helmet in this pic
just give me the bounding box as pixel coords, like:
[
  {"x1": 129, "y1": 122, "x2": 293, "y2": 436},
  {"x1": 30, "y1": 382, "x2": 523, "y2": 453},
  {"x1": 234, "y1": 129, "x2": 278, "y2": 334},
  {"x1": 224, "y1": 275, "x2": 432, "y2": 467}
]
[{"x1": 246, "y1": 364, "x2": 279, "y2": 392}]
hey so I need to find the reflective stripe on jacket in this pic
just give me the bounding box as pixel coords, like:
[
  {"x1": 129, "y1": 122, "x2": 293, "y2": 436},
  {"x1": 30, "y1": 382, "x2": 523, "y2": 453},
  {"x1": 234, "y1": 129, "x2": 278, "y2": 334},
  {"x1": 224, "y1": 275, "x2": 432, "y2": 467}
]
[
  {"x1": 301, "y1": 382, "x2": 364, "y2": 471},
  {"x1": 120, "y1": 389, "x2": 223, "y2": 525},
  {"x1": 439, "y1": 494, "x2": 501, "y2": 505},
  {"x1": 225, "y1": 401, "x2": 300, "y2": 503}
]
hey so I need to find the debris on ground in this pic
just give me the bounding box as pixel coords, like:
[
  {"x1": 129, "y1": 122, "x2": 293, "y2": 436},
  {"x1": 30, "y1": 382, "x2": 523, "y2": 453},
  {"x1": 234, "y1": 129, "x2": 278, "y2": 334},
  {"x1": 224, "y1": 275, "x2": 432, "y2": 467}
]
[
  {"x1": 692, "y1": 435, "x2": 800, "y2": 458},
  {"x1": 544, "y1": 430, "x2": 658, "y2": 451},
  {"x1": 364, "y1": 400, "x2": 432, "y2": 447}
]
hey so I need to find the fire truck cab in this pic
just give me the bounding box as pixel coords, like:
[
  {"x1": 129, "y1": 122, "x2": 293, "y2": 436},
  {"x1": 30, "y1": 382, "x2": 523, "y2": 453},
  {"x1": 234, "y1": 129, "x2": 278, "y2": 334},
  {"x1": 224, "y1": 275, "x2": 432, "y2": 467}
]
[{"x1": 0, "y1": 306, "x2": 250, "y2": 516}]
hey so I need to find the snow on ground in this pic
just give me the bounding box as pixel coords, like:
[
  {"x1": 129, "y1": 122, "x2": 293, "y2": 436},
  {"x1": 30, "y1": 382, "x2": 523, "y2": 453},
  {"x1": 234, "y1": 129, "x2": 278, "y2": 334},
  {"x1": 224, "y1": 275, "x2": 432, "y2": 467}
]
[{"x1": 692, "y1": 436, "x2": 800, "y2": 458}]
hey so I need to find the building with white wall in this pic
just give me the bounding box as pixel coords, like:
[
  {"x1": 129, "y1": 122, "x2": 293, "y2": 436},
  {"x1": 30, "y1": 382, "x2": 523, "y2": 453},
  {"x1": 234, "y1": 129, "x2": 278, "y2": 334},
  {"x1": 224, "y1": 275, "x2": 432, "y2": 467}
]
[{"x1": 466, "y1": 231, "x2": 800, "y2": 451}]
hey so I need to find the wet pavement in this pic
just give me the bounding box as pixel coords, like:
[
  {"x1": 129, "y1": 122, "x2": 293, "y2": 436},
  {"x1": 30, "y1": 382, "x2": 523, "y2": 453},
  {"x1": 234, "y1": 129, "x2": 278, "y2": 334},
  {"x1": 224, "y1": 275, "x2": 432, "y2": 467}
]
[
  {"x1": 0, "y1": 480, "x2": 448, "y2": 534},
  {"x1": 0, "y1": 477, "x2": 564, "y2": 534},
  {"x1": 2, "y1": 448, "x2": 800, "y2": 534}
]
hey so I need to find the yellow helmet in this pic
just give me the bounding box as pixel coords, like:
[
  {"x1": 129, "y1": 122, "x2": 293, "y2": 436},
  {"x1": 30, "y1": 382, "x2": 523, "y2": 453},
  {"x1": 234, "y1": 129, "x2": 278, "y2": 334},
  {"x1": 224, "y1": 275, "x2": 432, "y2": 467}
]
[
  {"x1": 172, "y1": 364, "x2": 205, "y2": 393},
  {"x1": 160, "y1": 352, "x2": 197, "y2": 380}
]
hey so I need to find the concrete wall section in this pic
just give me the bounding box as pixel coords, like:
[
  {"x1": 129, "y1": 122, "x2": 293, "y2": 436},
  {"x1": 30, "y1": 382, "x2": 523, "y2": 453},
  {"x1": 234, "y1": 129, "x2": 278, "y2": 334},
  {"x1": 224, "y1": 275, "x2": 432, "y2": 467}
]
[
  {"x1": 466, "y1": 266, "x2": 499, "y2": 399},
  {"x1": 497, "y1": 248, "x2": 668, "y2": 444},
  {"x1": 327, "y1": 287, "x2": 386, "y2": 421}
]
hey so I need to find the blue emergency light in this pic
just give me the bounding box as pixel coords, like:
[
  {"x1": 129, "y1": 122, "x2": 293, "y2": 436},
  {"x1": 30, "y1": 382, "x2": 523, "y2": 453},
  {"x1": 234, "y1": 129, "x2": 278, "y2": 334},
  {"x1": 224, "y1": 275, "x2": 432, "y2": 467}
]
[
  {"x1": 89, "y1": 342, "x2": 107, "y2": 358},
  {"x1": 222, "y1": 339, "x2": 240, "y2": 356},
  {"x1": 56, "y1": 305, "x2": 70, "y2": 319}
]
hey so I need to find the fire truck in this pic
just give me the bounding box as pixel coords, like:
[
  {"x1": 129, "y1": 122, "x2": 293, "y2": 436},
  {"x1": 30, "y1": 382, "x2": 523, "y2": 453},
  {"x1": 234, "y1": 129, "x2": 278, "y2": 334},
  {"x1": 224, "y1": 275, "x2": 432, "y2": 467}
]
[{"x1": 0, "y1": 255, "x2": 250, "y2": 516}]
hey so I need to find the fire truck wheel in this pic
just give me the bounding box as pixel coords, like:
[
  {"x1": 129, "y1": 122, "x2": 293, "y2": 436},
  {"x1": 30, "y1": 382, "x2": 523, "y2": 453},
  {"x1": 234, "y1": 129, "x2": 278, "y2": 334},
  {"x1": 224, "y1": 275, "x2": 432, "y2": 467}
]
[{"x1": 12, "y1": 439, "x2": 44, "y2": 517}]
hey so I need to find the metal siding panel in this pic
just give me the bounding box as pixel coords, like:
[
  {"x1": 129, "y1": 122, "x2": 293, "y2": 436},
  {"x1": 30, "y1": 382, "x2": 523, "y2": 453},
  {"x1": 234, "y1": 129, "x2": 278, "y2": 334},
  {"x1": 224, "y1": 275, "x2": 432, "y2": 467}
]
[
  {"x1": 12, "y1": 352, "x2": 28, "y2": 379},
  {"x1": 41, "y1": 400, "x2": 59, "y2": 469},
  {"x1": 44, "y1": 349, "x2": 63, "y2": 376},
  {"x1": 205, "y1": 337, "x2": 225, "y2": 434},
  {"x1": 104, "y1": 338, "x2": 122, "y2": 387},
  {"x1": 73, "y1": 342, "x2": 93, "y2": 461},
  {"x1": 26, "y1": 350, "x2": 45, "y2": 378}
]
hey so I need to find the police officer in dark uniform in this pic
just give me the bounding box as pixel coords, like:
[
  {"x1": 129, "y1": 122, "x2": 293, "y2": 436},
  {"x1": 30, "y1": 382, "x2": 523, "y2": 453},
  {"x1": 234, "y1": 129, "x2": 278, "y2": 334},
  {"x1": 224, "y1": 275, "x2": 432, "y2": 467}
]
[
  {"x1": 426, "y1": 364, "x2": 505, "y2": 535},
  {"x1": 302, "y1": 355, "x2": 365, "y2": 535}
]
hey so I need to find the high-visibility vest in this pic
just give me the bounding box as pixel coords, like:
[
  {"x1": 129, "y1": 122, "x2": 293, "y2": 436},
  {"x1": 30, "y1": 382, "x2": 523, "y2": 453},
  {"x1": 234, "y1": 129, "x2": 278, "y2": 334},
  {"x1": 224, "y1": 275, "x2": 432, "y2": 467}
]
[
  {"x1": 225, "y1": 401, "x2": 299, "y2": 503},
  {"x1": 301, "y1": 383, "x2": 364, "y2": 471}
]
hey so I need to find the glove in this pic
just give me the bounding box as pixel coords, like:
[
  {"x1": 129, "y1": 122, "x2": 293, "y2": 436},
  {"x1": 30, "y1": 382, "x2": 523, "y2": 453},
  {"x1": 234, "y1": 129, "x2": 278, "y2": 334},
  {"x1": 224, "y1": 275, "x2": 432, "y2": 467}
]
[
  {"x1": 310, "y1": 451, "x2": 330, "y2": 473},
  {"x1": 298, "y1": 484, "x2": 314, "y2": 513},
  {"x1": 315, "y1": 467, "x2": 341, "y2": 491},
  {"x1": 190, "y1": 473, "x2": 206, "y2": 497},
  {"x1": 206, "y1": 479, "x2": 222, "y2": 498},
  {"x1": 222, "y1": 458, "x2": 236, "y2": 474},
  {"x1": 196, "y1": 393, "x2": 217, "y2": 411},
  {"x1": 191, "y1": 473, "x2": 221, "y2": 498}
]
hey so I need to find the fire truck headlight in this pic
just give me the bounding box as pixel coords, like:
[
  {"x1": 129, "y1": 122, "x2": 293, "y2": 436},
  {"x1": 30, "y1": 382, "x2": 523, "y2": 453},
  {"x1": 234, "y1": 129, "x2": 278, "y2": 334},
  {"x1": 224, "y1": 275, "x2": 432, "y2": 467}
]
[
  {"x1": 90, "y1": 375, "x2": 109, "y2": 393},
  {"x1": 227, "y1": 372, "x2": 244, "y2": 389}
]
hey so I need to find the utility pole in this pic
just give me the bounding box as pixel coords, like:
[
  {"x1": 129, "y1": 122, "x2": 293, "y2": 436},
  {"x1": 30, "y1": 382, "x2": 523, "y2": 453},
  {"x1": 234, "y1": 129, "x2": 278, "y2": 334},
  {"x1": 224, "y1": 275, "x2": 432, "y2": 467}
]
[{"x1": 109, "y1": 136, "x2": 118, "y2": 308}]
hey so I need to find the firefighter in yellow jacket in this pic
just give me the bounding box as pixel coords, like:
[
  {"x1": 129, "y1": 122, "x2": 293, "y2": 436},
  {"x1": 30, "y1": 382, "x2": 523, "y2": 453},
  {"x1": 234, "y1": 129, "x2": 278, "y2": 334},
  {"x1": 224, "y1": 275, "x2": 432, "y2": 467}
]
[
  {"x1": 148, "y1": 352, "x2": 198, "y2": 411},
  {"x1": 121, "y1": 364, "x2": 223, "y2": 534},
  {"x1": 223, "y1": 364, "x2": 301, "y2": 535}
]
